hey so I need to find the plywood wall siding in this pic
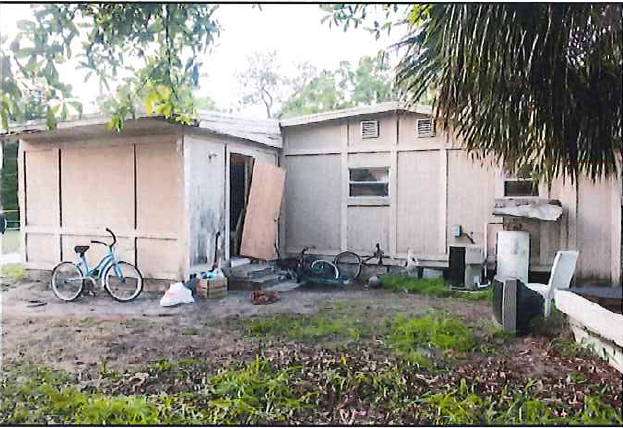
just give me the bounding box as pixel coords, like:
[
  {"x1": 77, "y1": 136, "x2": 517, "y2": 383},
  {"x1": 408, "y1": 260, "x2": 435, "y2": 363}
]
[
  {"x1": 396, "y1": 151, "x2": 442, "y2": 254},
  {"x1": 347, "y1": 206, "x2": 389, "y2": 253},
  {"x1": 137, "y1": 238, "x2": 180, "y2": 279},
  {"x1": 136, "y1": 143, "x2": 183, "y2": 233},
  {"x1": 25, "y1": 233, "x2": 56, "y2": 264},
  {"x1": 447, "y1": 151, "x2": 500, "y2": 250},
  {"x1": 576, "y1": 177, "x2": 613, "y2": 282},
  {"x1": 62, "y1": 145, "x2": 134, "y2": 229},
  {"x1": 19, "y1": 133, "x2": 185, "y2": 280},
  {"x1": 24, "y1": 149, "x2": 59, "y2": 227},
  {"x1": 285, "y1": 122, "x2": 345, "y2": 151},
  {"x1": 284, "y1": 154, "x2": 342, "y2": 252}
]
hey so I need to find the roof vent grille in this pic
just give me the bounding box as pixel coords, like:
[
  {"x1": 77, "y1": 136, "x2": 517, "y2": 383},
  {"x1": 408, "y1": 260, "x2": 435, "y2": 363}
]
[
  {"x1": 416, "y1": 118, "x2": 435, "y2": 138},
  {"x1": 361, "y1": 120, "x2": 379, "y2": 139}
]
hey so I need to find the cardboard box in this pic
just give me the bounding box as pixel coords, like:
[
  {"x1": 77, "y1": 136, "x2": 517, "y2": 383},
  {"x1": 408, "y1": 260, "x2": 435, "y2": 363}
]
[{"x1": 197, "y1": 277, "x2": 228, "y2": 298}]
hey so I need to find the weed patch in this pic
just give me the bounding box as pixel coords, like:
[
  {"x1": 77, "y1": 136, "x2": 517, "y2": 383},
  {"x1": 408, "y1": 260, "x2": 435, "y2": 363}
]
[
  {"x1": 1, "y1": 263, "x2": 24, "y2": 282},
  {"x1": 379, "y1": 275, "x2": 493, "y2": 301},
  {"x1": 380, "y1": 276, "x2": 453, "y2": 297},
  {"x1": 245, "y1": 313, "x2": 373, "y2": 342},
  {"x1": 203, "y1": 356, "x2": 310, "y2": 424},
  {"x1": 388, "y1": 314, "x2": 475, "y2": 354}
]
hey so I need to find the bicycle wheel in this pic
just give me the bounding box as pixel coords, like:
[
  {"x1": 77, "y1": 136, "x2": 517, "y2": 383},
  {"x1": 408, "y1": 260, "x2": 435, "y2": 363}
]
[
  {"x1": 103, "y1": 261, "x2": 143, "y2": 302},
  {"x1": 333, "y1": 251, "x2": 362, "y2": 280},
  {"x1": 311, "y1": 259, "x2": 339, "y2": 279},
  {"x1": 51, "y1": 262, "x2": 85, "y2": 302}
]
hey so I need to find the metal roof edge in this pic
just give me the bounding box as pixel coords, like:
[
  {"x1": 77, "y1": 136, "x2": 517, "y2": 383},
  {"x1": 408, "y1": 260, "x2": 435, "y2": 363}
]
[{"x1": 278, "y1": 102, "x2": 433, "y2": 127}]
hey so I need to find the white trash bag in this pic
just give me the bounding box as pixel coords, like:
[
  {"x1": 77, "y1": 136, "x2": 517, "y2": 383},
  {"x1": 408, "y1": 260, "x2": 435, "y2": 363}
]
[{"x1": 160, "y1": 282, "x2": 194, "y2": 307}]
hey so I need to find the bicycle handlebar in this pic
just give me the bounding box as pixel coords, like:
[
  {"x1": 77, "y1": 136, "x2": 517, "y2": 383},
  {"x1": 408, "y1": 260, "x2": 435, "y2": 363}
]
[
  {"x1": 106, "y1": 228, "x2": 117, "y2": 247},
  {"x1": 91, "y1": 240, "x2": 107, "y2": 246}
]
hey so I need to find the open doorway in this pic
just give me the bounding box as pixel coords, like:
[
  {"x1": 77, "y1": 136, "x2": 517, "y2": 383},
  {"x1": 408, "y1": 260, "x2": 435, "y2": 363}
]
[{"x1": 229, "y1": 153, "x2": 254, "y2": 257}]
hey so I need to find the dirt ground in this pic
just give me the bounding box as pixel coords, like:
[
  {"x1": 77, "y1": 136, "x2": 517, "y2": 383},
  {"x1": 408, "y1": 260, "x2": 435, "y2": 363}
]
[{"x1": 1, "y1": 272, "x2": 491, "y2": 373}]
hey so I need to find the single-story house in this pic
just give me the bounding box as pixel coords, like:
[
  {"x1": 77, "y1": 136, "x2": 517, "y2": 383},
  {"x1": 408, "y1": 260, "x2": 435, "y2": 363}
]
[{"x1": 3, "y1": 102, "x2": 621, "y2": 286}]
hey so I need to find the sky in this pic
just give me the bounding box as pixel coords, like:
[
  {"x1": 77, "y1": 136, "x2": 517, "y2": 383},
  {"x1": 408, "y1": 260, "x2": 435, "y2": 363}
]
[{"x1": 0, "y1": 3, "x2": 400, "y2": 117}]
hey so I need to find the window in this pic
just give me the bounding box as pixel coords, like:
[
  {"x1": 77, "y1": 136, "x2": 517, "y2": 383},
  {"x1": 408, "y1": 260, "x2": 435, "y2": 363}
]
[
  {"x1": 504, "y1": 179, "x2": 538, "y2": 197},
  {"x1": 360, "y1": 120, "x2": 379, "y2": 139},
  {"x1": 416, "y1": 118, "x2": 435, "y2": 137},
  {"x1": 349, "y1": 167, "x2": 389, "y2": 197}
]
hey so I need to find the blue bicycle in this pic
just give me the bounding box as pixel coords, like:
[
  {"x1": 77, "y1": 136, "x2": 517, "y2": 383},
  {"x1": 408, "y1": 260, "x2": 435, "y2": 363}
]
[{"x1": 51, "y1": 228, "x2": 143, "y2": 302}]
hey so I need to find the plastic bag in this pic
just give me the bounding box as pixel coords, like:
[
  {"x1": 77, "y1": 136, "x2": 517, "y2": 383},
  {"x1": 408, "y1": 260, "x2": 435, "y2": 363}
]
[{"x1": 160, "y1": 282, "x2": 195, "y2": 307}]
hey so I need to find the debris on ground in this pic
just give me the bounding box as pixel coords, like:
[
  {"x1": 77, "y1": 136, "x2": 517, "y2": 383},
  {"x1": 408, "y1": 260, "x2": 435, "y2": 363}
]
[
  {"x1": 160, "y1": 282, "x2": 195, "y2": 307},
  {"x1": 251, "y1": 290, "x2": 280, "y2": 305}
]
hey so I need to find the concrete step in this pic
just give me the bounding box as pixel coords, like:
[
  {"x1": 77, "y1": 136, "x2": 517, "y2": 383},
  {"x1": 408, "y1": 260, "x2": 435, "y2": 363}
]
[
  {"x1": 228, "y1": 272, "x2": 291, "y2": 291},
  {"x1": 229, "y1": 263, "x2": 273, "y2": 278}
]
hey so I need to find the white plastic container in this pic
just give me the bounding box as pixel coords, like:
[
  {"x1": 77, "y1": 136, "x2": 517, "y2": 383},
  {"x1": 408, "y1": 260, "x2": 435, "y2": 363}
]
[{"x1": 496, "y1": 231, "x2": 530, "y2": 284}]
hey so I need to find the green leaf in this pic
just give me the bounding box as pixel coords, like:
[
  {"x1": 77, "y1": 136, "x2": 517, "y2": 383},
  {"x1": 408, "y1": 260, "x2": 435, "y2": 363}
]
[
  {"x1": 0, "y1": 109, "x2": 8, "y2": 132},
  {"x1": 46, "y1": 106, "x2": 58, "y2": 130}
]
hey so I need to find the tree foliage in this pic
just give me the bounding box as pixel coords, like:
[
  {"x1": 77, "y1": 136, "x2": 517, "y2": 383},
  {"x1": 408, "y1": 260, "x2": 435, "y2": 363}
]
[
  {"x1": 279, "y1": 53, "x2": 396, "y2": 118},
  {"x1": 236, "y1": 50, "x2": 287, "y2": 118},
  {"x1": 1, "y1": 3, "x2": 220, "y2": 132},
  {"x1": 324, "y1": 4, "x2": 623, "y2": 181}
]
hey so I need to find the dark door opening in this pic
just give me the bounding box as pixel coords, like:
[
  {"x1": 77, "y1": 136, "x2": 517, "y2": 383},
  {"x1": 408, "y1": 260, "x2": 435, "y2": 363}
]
[{"x1": 229, "y1": 153, "x2": 253, "y2": 257}]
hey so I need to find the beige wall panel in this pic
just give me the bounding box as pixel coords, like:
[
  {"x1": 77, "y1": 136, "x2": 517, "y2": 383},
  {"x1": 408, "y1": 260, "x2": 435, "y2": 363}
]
[
  {"x1": 396, "y1": 151, "x2": 442, "y2": 254},
  {"x1": 25, "y1": 149, "x2": 59, "y2": 227},
  {"x1": 348, "y1": 152, "x2": 390, "y2": 168},
  {"x1": 398, "y1": 113, "x2": 448, "y2": 150},
  {"x1": 447, "y1": 151, "x2": 499, "y2": 251},
  {"x1": 61, "y1": 234, "x2": 134, "y2": 267},
  {"x1": 61, "y1": 145, "x2": 134, "y2": 229},
  {"x1": 348, "y1": 114, "x2": 396, "y2": 146},
  {"x1": 25, "y1": 233, "x2": 56, "y2": 264},
  {"x1": 576, "y1": 177, "x2": 612, "y2": 282},
  {"x1": 284, "y1": 154, "x2": 341, "y2": 252},
  {"x1": 136, "y1": 142, "x2": 183, "y2": 233},
  {"x1": 285, "y1": 122, "x2": 345, "y2": 151},
  {"x1": 347, "y1": 206, "x2": 389, "y2": 254},
  {"x1": 137, "y1": 238, "x2": 180, "y2": 279}
]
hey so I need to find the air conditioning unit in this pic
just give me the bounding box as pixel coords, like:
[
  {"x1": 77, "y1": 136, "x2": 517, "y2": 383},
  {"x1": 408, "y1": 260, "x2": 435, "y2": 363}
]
[
  {"x1": 360, "y1": 120, "x2": 379, "y2": 139},
  {"x1": 416, "y1": 118, "x2": 435, "y2": 138}
]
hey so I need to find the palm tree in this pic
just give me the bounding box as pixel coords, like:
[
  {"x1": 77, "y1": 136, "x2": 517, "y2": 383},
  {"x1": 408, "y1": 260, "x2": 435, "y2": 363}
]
[{"x1": 396, "y1": 4, "x2": 622, "y2": 182}]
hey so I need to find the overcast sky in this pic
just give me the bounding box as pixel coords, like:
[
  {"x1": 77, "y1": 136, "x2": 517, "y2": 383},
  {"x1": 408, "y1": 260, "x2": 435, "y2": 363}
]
[{"x1": 0, "y1": 3, "x2": 399, "y2": 117}]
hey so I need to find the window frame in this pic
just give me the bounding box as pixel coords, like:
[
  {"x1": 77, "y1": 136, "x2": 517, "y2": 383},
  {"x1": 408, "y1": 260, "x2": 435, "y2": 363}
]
[
  {"x1": 503, "y1": 177, "x2": 539, "y2": 198},
  {"x1": 348, "y1": 166, "x2": 390, "y2": 198}
]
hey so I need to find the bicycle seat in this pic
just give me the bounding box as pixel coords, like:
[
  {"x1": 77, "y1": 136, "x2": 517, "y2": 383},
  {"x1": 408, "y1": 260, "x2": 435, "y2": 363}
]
[{"x1": 74, "y1": 245, "x2": 90, "y2": 256}]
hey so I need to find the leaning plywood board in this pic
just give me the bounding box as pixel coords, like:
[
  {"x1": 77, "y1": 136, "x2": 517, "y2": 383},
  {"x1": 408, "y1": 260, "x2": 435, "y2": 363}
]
[{"x1": 240, "y1": 163, "x2": 285, "y2": 260}]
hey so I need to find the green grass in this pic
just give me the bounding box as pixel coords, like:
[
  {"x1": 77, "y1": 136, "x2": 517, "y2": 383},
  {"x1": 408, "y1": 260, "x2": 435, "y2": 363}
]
[
  {"x1": 245, "y1": 313, "x2": 373, "y2": 343},
  {"x1": 380, "y1": 276, "x2": 454, "y2": 297},
  {"x1": 388, "y1": 313, "x2": 476, "y2": 354},
  {"x1": 2, "y1": 358, "x2": 621, "y2": 425},
  {"x1": 379, "y1": 274, "x2": 493, "y2": 300},
  {"x1": 1, "y1": 229, "x2": 21, "y2": 253},
  {"x1": 0, "y1": 358, "x2": 307, "y2": 425},
  {"x1": 420, "y1": 380, "x2": 623, "y2": 425},
  {"x1": 1, "y1": 263, "x2": 24, "y2": 282}
]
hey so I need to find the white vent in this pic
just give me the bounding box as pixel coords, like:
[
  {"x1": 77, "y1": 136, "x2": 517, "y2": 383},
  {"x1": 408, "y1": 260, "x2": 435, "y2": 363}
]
[
  {"x1": 361, "y1": 120, "x2": 379, "y2": 139},
  {"x1": 416, "y1": 118, "x2": 435, "y2": 137}
]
